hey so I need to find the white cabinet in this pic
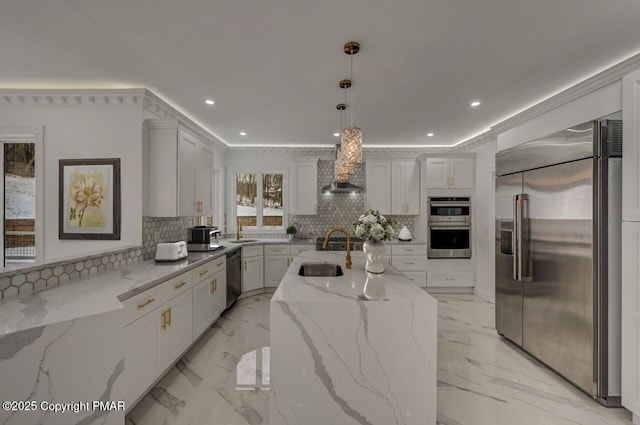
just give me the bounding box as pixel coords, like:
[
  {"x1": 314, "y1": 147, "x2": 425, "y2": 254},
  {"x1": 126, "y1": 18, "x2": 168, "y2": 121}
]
[
  {"x1": 425, "y1": 158, "x2": 473, "y2": 189},
  {"x1": 391, "y1": 160, "x2": 420, "y2": 215},
  {"x1": 426, "y1": 259, "x2": 474, "y2": 289},
  {"x1": 210, "y1": 269, "x2": 226, "y2": 320},
  {"x1": 622, "y1": 222, "x2": 640, "y2": 416},
  {"x1": 145, "y1": 119, "x2": 214, "y2": 217},
  {"x1": 124, "y1": 310, "x2": 159, "y2": 408},
  {"x1": 158, "y1": 289, "x2": 193, "y2": 367},
  {"x1": 390, "y1": 244, "x2": 427, "y2": 287},
  {"x1": 365, "y1": 160, "x2": 392, "y2": 214},
  {"x1": 291, "y1": 160, "x2": 318, "y2": 215},
  {"x1": 623, "y1": 69, "x2": 640, "y2": 221},
  {"x1": 192, "y1": 278, "x2": 211, "y2": 338},
  {"x1": 264, "y1": 244, "x2": 315, "y2": 288},
  {"x1": 242, "y1": 245, "x2": 264, "y2": 292}
]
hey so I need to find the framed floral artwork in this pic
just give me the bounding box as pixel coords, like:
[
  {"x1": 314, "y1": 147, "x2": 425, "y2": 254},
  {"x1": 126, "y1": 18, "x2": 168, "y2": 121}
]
[{"x1": 59, "y1": 158, "x2": 121, "y2": 240}]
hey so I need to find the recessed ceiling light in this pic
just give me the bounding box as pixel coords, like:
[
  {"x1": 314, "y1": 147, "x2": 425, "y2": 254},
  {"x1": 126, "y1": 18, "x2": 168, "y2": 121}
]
[
  {"x1": 427, "y1": 133, "x2": 434, "y2": 137},
  {"x1": 240, "y1": 132, "x2": 247, "y2": 136},
  {"x1": 205, "y1": 99, "x2": 215, "y2": 105},
  {"x1": 333, "y1": 133, "x2": 340, "y2": 137},
  {"x1": 470, "y1": 100, "x2": 481, "y2": 107}
]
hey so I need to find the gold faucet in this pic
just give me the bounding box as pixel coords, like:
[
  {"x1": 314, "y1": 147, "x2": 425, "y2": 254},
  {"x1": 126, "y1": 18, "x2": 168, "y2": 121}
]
[
  {"x1": 237, "y1": 218, "x2": 242, "y2": 241},
  {"x1": 322, "y1": 227, "x2": 352, "y2": 269}
]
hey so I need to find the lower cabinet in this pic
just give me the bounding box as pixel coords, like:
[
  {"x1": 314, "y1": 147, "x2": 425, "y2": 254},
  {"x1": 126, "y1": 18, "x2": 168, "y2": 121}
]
[
  {"x1": 193, "y1": 268, "x2": 227, "y2": 339},
  {"x1": 390, "y1": 244, "x2": 427, "y2": 287},
  {"x1": 124, "y1": 255, "x2": 226, "y2": 410},
  {"x1": 158, "y1": 289, "x2": 193, "y2": 367},
  {"x1": 243, "y1": 255, "x2": 264, "y2": 292},
  {"x1": 264, "y1": 244, "x2": 315, "y2": 288},
  {"x1": 124, "y1": 309, "x2": 159, "y2": 408},
  {"x1": 426, "y1": 259, "x2": 474, "y2": 288}
]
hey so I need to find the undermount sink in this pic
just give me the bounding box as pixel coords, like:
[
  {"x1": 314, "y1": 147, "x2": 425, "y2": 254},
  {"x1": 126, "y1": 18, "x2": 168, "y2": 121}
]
[
  {"x1": 228, "y1": 239, "x2": 258, "y2": 243},
  {"x1": 298, "y1": 262, "x2": 344, "y2": 277}
]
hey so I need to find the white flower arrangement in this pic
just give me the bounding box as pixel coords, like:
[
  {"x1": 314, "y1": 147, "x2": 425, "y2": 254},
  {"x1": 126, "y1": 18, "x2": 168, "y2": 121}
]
[{"x1": 353, "y1": 209, "x2": 396, "y2": 242}]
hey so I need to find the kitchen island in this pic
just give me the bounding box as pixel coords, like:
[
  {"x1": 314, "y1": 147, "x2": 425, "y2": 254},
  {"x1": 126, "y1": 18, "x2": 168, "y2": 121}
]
[{"x1": 270, "y1": 251, "x2": 437, "y2": 425}]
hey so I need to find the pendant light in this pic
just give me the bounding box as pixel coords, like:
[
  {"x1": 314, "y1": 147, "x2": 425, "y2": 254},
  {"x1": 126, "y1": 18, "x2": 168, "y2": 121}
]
[
  {"x1": 340, "y1": 41, "x2": 363, "y2": 169},
  {"x1": 334, "y1": 103, "x2": 352, "y2": 182}
]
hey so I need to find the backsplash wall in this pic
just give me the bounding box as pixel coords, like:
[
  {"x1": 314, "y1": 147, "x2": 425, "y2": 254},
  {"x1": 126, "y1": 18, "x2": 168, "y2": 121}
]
[
  {"x1": 288, "y1": 160, "x2": 416, "y2": 239},
  {"x1": 142, "y1": 216, "x2": 197, "y2": 260}
]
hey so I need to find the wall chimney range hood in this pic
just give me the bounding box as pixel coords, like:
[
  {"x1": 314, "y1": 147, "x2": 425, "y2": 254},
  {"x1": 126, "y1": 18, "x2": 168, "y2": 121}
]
[
  {"x1": 322, "y1": 181, "x2": 363, "y2": 193},
  {"x1": 322, "y1": 144, "x2": 364, "y2": 193}
]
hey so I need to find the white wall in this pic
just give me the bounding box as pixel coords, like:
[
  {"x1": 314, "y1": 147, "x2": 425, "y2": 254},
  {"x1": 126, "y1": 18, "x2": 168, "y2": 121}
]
[
  {"x1": 469, "y1": 139, "x2": 497, "y2": 302},
  {"x1": 0, "y1": 104, "x2": 143, "y2": 261},
  {"x1": 497, "y1": 82, "x2": 622, "y2": 152}
]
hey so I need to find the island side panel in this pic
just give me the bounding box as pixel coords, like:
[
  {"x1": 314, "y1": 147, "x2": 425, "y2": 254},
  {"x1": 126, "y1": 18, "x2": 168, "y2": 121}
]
[
  {"x1": 0, "y1": 311, "x2": 125, "y2": 425},
  {"x1": 270, "y1": 297, "x2": 437, "y2": 425}
]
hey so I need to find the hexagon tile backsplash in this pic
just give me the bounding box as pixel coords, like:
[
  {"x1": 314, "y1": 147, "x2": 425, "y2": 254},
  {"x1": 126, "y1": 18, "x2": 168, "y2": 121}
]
[{"x1": 0, "y1": 246, "x2": 143, "y2": 300}]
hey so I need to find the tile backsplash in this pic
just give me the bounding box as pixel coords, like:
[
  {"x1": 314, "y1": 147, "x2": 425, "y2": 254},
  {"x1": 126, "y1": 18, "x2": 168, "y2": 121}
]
[
  {"x1": 289, "y1": 160, "x2": 416, "y2": 239},
  {"x1": 142, "y1": 216, "x2": 197, "y2": 260}
]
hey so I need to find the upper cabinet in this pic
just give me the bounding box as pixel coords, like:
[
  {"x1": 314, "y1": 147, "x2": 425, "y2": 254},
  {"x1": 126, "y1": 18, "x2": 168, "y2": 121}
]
[
  {"x1": 365, "y1": 160, "x2": 392, "y2": 214},
  {"x1": 366, "y1": 159, "x2": 419, "y2": 215},
  {"x1": 290, "y1": 160, "x2": 318, "y2": 215},
  {"x1": 425, "y1": 158, "x2": 473, "y2": 189},
  {"x1": 145, "y1": 120, "x2": 214, "y2": 217},
  {"x1": 391, "y1": 160, "x2": 420, "y2": 215}
]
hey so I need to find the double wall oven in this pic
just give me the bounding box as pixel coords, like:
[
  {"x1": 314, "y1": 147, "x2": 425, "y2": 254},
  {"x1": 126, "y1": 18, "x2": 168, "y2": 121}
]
[{"x1": 427, "y1": 197, "x2": 471, "y2": 259}]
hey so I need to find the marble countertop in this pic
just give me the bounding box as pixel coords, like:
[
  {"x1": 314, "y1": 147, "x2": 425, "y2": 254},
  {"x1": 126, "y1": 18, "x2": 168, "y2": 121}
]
[
  {"x1": 0, "y1": 237, "x2": 424, "y2": 337},
  {"x1": 273, "y1": 250, "x2": 430, "y2": 303}
]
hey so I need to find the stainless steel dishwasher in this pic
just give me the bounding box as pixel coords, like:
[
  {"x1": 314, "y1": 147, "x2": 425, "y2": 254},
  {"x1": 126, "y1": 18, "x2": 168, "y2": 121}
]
[{"x1": 226, "y1": 248, "x2": 241, "y2": 309}]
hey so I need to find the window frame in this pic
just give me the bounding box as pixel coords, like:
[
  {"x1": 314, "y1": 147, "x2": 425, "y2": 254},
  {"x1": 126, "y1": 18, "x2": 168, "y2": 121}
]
[
  {"x1": 0, "y1": 126, "x2": 44, "y2": 265},
  {"x1": 231, "y1": 168, "x2": 287, "y2": 233}
]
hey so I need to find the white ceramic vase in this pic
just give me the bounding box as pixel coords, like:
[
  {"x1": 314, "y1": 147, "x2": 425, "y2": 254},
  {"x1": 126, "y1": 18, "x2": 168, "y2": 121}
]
[{"x1": 363, "y1": 240, "x2": 385, "y2": 274}]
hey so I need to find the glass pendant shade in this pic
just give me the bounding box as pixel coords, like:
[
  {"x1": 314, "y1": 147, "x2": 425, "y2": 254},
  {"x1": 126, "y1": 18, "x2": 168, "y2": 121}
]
[
  {"x1": 340, "y1": 127, "x2": 363, "y2": 168},
  {"x1": 334, "y1": 149, "x2": 353, "y2": 182}
]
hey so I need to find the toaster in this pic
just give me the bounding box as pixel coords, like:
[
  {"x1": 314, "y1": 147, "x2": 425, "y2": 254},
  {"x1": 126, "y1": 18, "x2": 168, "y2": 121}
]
[{"x1": 155, "y1": 241, "x2": 188, "y2": 262}]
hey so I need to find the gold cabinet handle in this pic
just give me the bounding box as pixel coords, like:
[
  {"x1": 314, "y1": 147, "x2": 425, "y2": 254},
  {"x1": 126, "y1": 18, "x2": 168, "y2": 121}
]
[
  {"x1": 161, "y1": 310, "x2": 167, "y2": 330},
  {"x1": 445, "y1": 277, "x2": 455, "y2": 281},
  {"x1": 174, "y1": 281, "x2": 188, "y2": 289},
  {"x1": 405, "y1": 262, "x2": 414, "y2": 265},
  {"x1": 137, "y1": 298, "x2": 155, "y2": 309},
  {"x1": 214, "y1": 278, "x2": 217, "y2": 291},
  {"x1": 199, "y1": 269, "x2": 209, "y2": 276},
  {"x1": 272, "y1": 249, "x2": 283, "y2": 252},
  {"x1": 405, "y1": 248, "x2": 414, "y2": 252},
  {"x1": 216, "y1": 261, "x2": 224, "y2": 267},
  {"x1": 211, "y1": 278, "x2": 216, "y2": 293},
  {"x1": 245, "y1": 260, "x2": 247, "y2": 270},
  {"x1": 166, "y1": 307, "x2": 172, "y2": 326}
]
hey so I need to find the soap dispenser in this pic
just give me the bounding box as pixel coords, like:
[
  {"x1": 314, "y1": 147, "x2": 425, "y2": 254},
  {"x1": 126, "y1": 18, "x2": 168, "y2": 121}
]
[{"x1": 398, "y1": 225, "x2": 412, "y2": 241}]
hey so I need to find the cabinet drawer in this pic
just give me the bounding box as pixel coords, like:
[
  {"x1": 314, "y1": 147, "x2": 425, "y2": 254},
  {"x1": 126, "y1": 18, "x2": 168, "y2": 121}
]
[
  {"x1": 427, "y1": 270, "x2": 473, "y2": 287},
  {"x1": 265, "y1": 245, "x2": 291, "y2": 256},
  {"x1": 209, "y1": 256, "x2": 227, "y2": 274},
  {"x1": 391, "y1": 255, "x2": 426, "y2": 272},
  {"x1": 158, "y1": 272, "x2": 193, "y2": 305},
  {"x1": 242, "y1": 245, "x2": 264, "y2": 258},
  {"x1": 123, "y1": 287, "x2": 160, "y2": 325},
  {"x1": 292, "y1": 245, "x2": 315, "y2": 255},
  {"x1": 403, "y1": 272, "x2": 427, "y2": 287},
  {"x1": 391, "y1": 244, "x2": 426, "y2": 256},
  {"x1": 192, "y1": 259, "x2": 221, "y2": 283}
]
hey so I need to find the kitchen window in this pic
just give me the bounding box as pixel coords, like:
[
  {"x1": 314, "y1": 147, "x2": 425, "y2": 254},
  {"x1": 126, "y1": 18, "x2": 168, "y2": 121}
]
[
  {"x1": 0, "y1": 127, "x2": 43, "y2": 266},
  {"x1": 235, "y1": 172, "x2": 285, "y2": 229}
]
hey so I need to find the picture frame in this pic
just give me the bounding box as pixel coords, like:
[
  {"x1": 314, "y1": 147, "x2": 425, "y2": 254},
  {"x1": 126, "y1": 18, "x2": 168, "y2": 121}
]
[{"x1": 59, "y1": 158, "x2": 121, "y2": 240}]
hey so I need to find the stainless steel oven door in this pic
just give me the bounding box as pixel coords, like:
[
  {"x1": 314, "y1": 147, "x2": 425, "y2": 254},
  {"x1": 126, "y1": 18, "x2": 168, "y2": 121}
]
[{"x1": 428, "y1": 225, "x2": 471, "y2": 258}]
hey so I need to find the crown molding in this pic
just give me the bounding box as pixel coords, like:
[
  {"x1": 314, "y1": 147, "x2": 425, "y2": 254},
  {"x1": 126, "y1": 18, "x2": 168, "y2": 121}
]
[
  {"x1": 0, "y1": 88, "x2": 146, "y2": 106},
  {"x1": 142, "y1": 90, "x2": 227, "y2": 150},
  {"x1": 455, "y1": 52, "x2": 640, "y2": 151}
]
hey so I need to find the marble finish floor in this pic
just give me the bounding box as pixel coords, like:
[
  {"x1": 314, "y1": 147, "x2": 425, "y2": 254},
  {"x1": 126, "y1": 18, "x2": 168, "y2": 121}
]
[{"x1": 126, "y1": 292, "x2": 633, "y2": 425}]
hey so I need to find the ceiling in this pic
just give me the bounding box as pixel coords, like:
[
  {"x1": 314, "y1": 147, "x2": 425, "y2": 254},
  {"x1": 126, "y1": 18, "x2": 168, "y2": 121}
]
[{"x1": 2, "y1": 0, "x2": 640, "y2": 148}]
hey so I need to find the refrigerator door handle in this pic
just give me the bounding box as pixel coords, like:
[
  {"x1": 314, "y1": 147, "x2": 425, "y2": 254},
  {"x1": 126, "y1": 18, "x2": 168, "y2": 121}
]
[
  {"x1": 516, "y1": 193, "x2": 532, "y2": 282},
  {"x1": 513, "y1": 194, "x2": 520, "y2": 281}
]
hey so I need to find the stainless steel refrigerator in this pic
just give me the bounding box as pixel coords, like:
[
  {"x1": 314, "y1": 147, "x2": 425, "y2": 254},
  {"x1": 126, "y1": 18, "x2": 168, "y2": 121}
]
[{"x1": 495, "y1": 117, "x2": 622, "y2": 406}]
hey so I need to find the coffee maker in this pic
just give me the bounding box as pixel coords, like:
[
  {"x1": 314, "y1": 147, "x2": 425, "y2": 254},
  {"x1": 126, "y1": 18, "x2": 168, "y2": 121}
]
[{"x1": 187, "y1": 226, "x2": 222, "y2": 251}]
